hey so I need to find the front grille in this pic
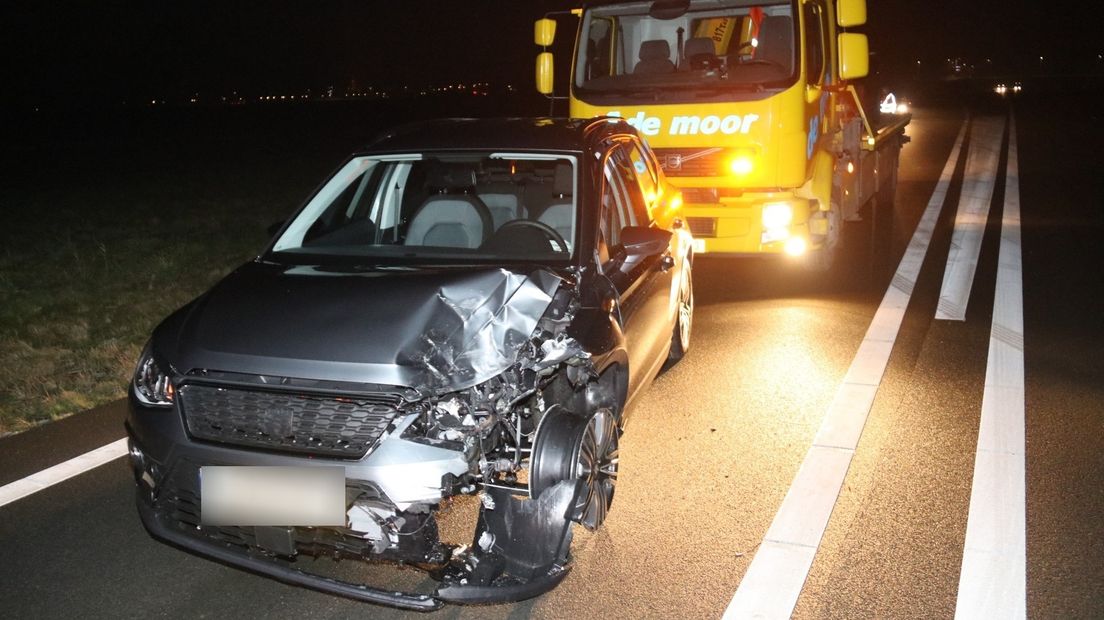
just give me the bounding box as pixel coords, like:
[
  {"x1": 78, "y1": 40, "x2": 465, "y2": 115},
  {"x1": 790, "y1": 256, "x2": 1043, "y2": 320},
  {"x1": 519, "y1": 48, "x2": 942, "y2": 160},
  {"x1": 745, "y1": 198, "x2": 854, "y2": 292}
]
[
  {"x1": 654, "y1": 148, "x2": 726, "y2": 177},
  {"x1": 680, "y1": 188, "x2": 719, "y2": 204},
  {"x1": 686, "y1": 217, "x2": 718, "y2": 238},
  {"x1": 178, "y1": 384, "x2": 403, "y2": 459}
]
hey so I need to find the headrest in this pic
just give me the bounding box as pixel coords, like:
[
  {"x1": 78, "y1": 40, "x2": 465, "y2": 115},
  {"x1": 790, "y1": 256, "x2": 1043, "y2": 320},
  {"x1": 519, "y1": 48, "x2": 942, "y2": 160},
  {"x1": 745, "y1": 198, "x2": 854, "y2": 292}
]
[
  {"x1": 639, "y1": 39, "x2": 671, "y2": 62},
  {"x1": 684, "y1": 37, "x2": 715, "y2": 59}
]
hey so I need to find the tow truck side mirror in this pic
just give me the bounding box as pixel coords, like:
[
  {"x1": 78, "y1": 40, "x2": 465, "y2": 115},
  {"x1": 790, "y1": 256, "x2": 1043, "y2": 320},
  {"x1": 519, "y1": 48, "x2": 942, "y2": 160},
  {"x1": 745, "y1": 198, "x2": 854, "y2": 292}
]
[
  {"x1": 837, "y1": 33, "x2": 869, "y2": 80},
  {"x1": 535, "y1": 18, "x2": 556, "y2": 46},
  {"x1": 535, "y1": 18, "x2": 557, "y2": 95},
  {"x1": 836, "y1": 0, "x2": 867, "y2": 27},
  {"x1": 537, "y1": 53, "x2": 555, "y2": 95}
]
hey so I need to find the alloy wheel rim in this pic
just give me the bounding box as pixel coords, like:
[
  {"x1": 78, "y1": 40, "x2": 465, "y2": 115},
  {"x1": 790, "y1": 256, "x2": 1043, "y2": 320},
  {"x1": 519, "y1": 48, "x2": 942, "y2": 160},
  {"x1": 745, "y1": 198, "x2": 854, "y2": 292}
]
[
  {"x1": 573, "y1": 408, "x2": 618, "y2": 530},
  {"x1": 678, "y1": 273, "x2": 693, "y2": 349}
]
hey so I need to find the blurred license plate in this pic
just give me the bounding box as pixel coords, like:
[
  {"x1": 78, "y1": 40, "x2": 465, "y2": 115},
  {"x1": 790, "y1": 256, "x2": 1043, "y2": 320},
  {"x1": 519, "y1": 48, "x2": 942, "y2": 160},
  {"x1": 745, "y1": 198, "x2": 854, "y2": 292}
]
[
  {"x1": 692, "y1": 238, "x2": 707, "y2": 254},
  {"x1": 200, "y1": 466, "x2": 345, "y2": 526}
]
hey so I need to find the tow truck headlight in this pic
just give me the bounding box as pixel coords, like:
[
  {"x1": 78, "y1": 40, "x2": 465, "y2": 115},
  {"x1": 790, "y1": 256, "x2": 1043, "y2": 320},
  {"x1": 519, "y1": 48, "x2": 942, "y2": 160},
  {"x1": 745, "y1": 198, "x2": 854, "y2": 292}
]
[
  {"x1": 133, "y1": 342, "x2": 175, "y2": 407},
  {"x1": 784, "y1": 237, "x2": 808, "y2": 256},
  {"x1": 762, "y1": 202, "x2": 794, "y2": 229}
]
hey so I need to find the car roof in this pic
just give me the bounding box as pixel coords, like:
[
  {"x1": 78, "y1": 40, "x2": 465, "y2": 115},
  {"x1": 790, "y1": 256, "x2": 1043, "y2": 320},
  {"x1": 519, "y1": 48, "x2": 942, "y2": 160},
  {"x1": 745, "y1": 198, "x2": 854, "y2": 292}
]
[{"x1": 361, "y1": 117, "x2": 637, "y2": 155}]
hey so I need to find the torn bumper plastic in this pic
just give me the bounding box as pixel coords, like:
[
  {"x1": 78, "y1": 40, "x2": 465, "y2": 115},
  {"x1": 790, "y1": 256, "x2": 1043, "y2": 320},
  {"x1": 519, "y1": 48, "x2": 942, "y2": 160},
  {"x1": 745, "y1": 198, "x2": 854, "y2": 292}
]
[{"x1": 134, "y1": 469, "x2": 580, "y2": 611}]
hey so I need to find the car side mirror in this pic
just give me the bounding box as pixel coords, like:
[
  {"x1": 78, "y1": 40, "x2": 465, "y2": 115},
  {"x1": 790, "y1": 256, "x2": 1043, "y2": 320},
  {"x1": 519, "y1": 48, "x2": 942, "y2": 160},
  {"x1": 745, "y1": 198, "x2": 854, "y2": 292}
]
[
  {"x1": 621, "y1": 226, "x2": 672, "y2": 258},
  {"x1": 266, "y1": 220, "x2": 285, "y2": 237}
]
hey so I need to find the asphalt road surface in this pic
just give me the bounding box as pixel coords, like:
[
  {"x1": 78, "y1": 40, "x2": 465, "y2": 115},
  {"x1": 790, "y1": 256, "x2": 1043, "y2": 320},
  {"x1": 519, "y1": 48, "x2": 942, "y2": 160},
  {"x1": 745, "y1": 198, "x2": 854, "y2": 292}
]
[{"x1": 2, "y1": 92, "x2": 1102, "y2": 619}]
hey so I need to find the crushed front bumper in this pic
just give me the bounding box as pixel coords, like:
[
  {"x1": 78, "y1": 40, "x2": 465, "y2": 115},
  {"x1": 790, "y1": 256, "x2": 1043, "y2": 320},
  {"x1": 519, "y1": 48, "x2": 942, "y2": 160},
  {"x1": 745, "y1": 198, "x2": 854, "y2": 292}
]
[{"x1": 128, "y1": 421, "x2": 580, "y2": 610}]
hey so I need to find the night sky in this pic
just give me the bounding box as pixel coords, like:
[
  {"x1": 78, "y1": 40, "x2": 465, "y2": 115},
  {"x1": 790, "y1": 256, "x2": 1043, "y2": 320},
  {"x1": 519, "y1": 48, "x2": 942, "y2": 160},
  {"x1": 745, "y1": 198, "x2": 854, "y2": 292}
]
[{"x1": 0, "y1": 0, "x2": 1093, "y2": 108}]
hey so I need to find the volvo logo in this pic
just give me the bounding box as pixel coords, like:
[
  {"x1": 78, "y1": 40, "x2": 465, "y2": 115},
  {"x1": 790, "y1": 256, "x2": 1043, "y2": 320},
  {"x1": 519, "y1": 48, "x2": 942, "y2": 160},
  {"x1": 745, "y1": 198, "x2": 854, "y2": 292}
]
[{"x1": 660, "y1": 148, "x2": 723, "y2": 171}]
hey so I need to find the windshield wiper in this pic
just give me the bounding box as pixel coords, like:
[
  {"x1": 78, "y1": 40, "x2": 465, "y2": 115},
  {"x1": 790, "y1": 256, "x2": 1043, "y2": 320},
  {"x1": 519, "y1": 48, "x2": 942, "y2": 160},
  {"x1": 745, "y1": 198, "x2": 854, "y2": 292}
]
[{"x1": 691, "y1": 82, "x2": 766, "y2": 96}]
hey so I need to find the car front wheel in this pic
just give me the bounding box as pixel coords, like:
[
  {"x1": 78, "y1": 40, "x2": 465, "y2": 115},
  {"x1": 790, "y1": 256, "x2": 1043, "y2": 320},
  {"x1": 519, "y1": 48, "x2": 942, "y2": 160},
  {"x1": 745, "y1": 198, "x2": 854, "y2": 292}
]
[{"x1": 529, "y1": 407, "x2": 620, "y2": 531}]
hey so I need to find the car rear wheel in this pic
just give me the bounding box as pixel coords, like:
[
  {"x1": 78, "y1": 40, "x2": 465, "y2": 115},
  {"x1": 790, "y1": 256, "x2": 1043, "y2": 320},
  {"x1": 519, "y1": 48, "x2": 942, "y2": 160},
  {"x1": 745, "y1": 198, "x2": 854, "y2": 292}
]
[{"x1": 529, "y1": 407, "x2": 620, "y2": 531}]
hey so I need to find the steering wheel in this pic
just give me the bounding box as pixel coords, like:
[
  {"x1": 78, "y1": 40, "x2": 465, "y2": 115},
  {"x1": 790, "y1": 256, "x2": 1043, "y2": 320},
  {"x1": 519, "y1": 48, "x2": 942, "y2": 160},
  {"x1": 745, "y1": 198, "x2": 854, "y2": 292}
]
[
  {"x1": 728, "y1": 40, "x2": 757, "y2": 60},
  {"x1": 495, "y1": 219, "x2": 570, "y2": 253},
  {"x1": 737, "y1": 58, "x2": 782, "y2": 69}
]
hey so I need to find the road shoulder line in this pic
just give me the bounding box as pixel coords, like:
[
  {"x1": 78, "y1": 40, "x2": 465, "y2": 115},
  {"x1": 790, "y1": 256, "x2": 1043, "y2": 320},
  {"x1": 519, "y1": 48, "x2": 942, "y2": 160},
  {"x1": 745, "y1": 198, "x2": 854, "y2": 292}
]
[
  {"x1": 954, "y1": 114, "x2": 1026, "y2": 619},
  {"x1": 936, "y1": 116, "x2": 1005, "y2": 321},
  {"x1": 0, "y1": 438, "x2": 128, "y2": 509},
  {"x1": 723, "y1": 119, "x2": 969, "y2": 620}
]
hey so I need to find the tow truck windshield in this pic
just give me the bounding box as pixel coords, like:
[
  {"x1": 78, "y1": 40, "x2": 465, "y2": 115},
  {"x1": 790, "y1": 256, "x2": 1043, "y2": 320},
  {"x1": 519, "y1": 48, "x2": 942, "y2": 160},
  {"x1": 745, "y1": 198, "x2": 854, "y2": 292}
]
[{"x1": 574, "y1": 0, "x2": 797, "y2": 104}]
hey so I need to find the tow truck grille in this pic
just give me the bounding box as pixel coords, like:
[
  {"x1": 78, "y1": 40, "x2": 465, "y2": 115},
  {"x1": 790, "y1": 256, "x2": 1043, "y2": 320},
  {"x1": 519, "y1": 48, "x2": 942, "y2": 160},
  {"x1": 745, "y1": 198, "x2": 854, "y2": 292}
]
[
  {"x1": 686, "y1": 217, "x2": 718, "y2": 238},
  {"x1": 654, "y1": 148, "x2": 725, "y2": 177},
  {"x1": 178, "y1": 384, "x2": 402, "y2": 459}
]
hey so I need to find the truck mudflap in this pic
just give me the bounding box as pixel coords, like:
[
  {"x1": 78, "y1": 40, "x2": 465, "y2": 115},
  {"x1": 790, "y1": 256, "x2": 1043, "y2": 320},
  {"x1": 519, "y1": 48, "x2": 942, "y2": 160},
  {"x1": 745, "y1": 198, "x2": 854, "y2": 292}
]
[{"x1": 136, "y1": 479, "x2": 581, "y2": 611}]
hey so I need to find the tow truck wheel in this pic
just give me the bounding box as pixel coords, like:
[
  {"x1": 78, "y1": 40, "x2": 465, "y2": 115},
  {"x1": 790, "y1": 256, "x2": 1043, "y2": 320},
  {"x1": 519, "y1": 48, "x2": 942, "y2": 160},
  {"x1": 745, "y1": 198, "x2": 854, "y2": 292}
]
[
  {"x1": 802, "y1": 204, "x2": 841, "y2": 272},
  {"x1": 529, "y1": 407, "x2": 620, "y2": 531}
]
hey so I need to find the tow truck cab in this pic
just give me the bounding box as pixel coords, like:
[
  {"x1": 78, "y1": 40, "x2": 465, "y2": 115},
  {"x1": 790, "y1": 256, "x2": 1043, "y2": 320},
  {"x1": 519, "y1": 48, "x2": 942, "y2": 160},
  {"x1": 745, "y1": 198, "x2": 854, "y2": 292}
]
[{"x1": 536, "y1": 0, "x2": 908, "y2": 267}]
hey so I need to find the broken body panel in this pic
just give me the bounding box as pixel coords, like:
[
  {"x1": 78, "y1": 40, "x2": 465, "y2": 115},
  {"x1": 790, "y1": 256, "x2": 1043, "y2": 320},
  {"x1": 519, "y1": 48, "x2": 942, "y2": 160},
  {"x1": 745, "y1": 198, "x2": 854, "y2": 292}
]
[{"x1": 127, "y1": 117, "x2": 692, "y2": 610}]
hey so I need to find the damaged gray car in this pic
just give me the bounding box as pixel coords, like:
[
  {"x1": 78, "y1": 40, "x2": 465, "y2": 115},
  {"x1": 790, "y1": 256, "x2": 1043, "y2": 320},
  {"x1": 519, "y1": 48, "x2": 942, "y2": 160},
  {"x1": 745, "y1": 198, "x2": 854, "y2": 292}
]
[{"x1": 126, "y1": 117, "x2": 694, "y2": 610}]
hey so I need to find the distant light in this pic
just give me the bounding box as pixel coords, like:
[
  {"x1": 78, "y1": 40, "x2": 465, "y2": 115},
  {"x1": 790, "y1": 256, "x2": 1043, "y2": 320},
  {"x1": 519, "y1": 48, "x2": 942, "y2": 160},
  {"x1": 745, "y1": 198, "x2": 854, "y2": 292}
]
[
  {"x1": 751, "y1": 37, "x2": 759, "y2": 48},
  {"x1": 896, "y1": 103, "x2": 909, "y2": 114}
]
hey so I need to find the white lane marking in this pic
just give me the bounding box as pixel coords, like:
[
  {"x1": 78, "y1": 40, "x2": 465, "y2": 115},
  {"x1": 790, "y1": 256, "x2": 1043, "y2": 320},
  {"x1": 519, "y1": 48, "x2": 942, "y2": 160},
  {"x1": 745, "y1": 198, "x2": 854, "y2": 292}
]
[
  {"x1": 724, "y1": 119, "x2": 969, "y2": 619},
  {"x1": 955, "y1": 114, "x2": 1025, "y2": 620},
  {"x1": 936, "y1": 117, "x2": 1006, "y2": 321},
  {"x1": 0, "y1": 438, "x2": 128, "y2": 508}
]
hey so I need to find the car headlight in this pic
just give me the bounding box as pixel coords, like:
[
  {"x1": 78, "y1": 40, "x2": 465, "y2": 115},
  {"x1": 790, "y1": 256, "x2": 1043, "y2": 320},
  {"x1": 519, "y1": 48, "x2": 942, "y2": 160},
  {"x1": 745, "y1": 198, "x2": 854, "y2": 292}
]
[{"x1": 133, "y1": 342, "x2": 175, "y2": 406}]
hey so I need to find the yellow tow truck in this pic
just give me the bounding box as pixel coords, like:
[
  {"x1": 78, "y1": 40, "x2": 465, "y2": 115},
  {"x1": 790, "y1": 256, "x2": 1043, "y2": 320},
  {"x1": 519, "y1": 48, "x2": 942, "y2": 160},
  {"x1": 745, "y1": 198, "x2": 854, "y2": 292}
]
[{"x1": 535, "y1": 0, "x2": 909, "y2": 269}]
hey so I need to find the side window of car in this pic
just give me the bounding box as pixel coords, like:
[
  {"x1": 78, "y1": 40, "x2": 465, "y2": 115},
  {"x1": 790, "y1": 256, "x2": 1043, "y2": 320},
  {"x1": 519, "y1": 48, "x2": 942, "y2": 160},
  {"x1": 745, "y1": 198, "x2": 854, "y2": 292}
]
[
  {"x1": 624, "y1": 140, "x2": 660, "y2": 210},
  {"x1": 609, "y1": 146, "x2": 651, "y2": 227},
  {"x1": 600, "y1": 162, "x2": 626, "y2": 250}
]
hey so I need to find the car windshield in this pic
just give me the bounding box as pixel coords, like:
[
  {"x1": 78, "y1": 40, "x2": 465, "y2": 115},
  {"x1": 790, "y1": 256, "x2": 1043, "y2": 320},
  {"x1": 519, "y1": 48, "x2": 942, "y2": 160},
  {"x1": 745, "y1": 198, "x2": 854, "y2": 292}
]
[
  {"x1": 575, "y1": 0, "x2": 797, "y2": 100},
  {"x1": 271, "y1": 152, "x2": 577, "y2": 263}
]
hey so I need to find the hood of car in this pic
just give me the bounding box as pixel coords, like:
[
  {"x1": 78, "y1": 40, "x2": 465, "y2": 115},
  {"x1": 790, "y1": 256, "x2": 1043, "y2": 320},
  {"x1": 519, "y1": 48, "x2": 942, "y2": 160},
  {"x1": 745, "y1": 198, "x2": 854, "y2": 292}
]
[{"x1": 159, "y1": 261, "x2": 564, "y2": 391}]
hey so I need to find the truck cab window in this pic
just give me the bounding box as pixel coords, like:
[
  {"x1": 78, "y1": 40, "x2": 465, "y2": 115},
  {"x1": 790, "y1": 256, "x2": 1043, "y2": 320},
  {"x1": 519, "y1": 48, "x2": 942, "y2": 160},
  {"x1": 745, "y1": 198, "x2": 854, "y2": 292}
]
[
  {"x1": 803, "y1": 1, "x2": 825, "y2": 84},
  {"x1": 586, "y1": 18, "x2": 615, "y2": 80}
]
